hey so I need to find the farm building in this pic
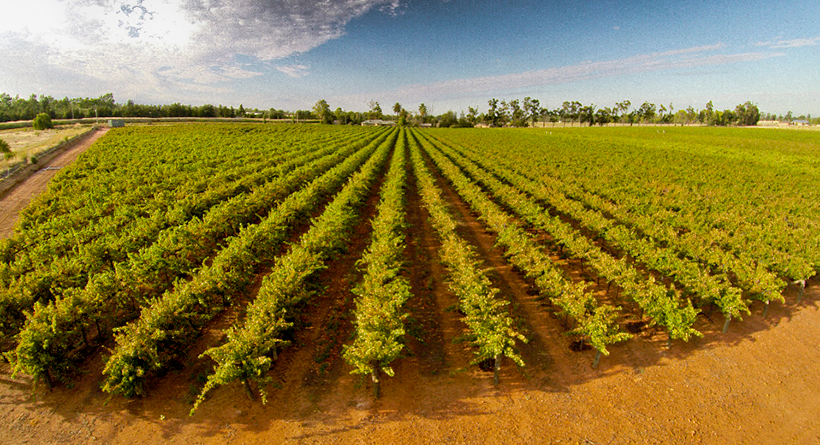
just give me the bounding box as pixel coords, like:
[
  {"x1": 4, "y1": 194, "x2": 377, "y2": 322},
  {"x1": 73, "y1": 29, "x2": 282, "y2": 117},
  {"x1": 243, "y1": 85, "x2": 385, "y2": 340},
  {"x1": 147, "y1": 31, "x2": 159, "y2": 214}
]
[{"x1": 361, "y1": 119, "x2": 396, "y2": 126}]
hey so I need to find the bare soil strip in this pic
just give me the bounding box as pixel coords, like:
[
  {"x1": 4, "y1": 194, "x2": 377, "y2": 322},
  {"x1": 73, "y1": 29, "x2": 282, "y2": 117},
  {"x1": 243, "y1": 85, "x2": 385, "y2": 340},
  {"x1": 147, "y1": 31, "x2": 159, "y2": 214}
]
[{"x1": 0, "y1": 127, "x2": 109, "y2": 238}]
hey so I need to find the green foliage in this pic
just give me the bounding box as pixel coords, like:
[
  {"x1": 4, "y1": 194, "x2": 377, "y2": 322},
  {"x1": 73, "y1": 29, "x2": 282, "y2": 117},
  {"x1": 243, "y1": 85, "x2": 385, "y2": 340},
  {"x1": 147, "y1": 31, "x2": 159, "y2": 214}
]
[
  {"x1": 32, "y1": 113, "x2": 53, "y2": 130},
  {"x1": 0, "y1": 138, "x2": 10, "y2": 154},
  {"x1": 190, "y1": 130, "x2": 398, "y2": 413},
  {"x1": 0, "y1": 124, "x2": 392, "y2": 392},
  {"x1": 569, "y1": 306, "x2": 632, "y2": 355},
  {"x1": 409, "y1": 130, "x2": 527, "y2": 371},
  {"x1": 343, "y1": 132, "x2": 411, "y2": 387}
]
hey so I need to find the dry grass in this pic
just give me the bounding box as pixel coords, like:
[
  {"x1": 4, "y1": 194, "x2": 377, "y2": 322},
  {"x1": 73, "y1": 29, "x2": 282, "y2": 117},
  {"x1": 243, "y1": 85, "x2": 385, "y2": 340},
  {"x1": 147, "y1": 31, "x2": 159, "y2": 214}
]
[{"x1": 0, "y1": 124, "x2": 90, "y2": 169}]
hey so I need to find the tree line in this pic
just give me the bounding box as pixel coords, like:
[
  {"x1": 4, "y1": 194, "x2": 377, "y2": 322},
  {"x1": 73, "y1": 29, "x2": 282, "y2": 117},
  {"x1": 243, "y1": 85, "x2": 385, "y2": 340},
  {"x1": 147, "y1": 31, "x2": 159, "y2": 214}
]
[
  {"x1": 317, "y1": 98, "x2": 776, "y2": 128},
  {"x1": 3, "y1": 91, "x2": 813, "y2": 128},
  {"x1": 460, "y1": 98, "x2": 766, "y2": 127},
  {"x1": 0, "y1": 93, "x2": 291, "y2": 123}
]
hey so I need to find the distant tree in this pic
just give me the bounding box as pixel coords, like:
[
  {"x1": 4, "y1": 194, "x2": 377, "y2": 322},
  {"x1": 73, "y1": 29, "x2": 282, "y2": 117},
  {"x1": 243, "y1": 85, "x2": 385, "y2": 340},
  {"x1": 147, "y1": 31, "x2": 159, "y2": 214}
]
[
  {"x1": 438, "y1": 110, "x2": 458, "y2": 127},
  {"x1": 393, "y1": 102, "x2": 401, "y2": 121},
  {"x1": 368, "y1": 100, "x2": 383, "y2": 120},
  {"x1": 735, "y1": 101, "x2": 760, "y2": 126},
  {"x1": 580, "y1": 104, "x2": 596, "y2": 126},
  {"x1": 199, "y1": 104, "x2": 217, "y2": 118},
  {"x1": 486, "y1": 99, "x2": 501, "y2": 127},
  {"x1": 595, "y1": 107, "x2": 612, "y2": 126},
  {"x1": 637, "y1": 102, "x2": 656, "y2": 123},
  {"x1": 467, "y1": 106, "x2": 479, "y2": 125},
  {"x1": 507, "y1": 99, "x2": 526, "y2": 127},
  {"x1": 616, "y1": 100, "x2": 631, "y2": 124},
  {"x1": 523, "y1": 97, "x2": 541, "y2": 127},
  {"x1": 313, "y1": 99, "x2": 333, "y2": 124},
  {"x1": 32, "y1": 113, "x2": 53, "y2": 130},
  {"x1": 418, "y1": 103, "x2": 428, "y2": 124}
]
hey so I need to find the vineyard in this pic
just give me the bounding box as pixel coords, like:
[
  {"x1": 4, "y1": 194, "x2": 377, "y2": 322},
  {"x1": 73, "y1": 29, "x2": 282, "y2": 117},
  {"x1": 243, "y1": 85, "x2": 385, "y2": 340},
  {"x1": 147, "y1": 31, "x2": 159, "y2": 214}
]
[{"x1": 1, "y1": 123, "x2": 819, "y2": 443}]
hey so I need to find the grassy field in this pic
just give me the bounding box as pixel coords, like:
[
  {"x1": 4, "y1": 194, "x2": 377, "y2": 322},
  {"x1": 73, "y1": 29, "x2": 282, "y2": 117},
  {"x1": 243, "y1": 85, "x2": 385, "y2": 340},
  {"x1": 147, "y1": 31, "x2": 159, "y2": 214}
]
[{"x1": 0, "y1": 124, "x2": 92, "y2": 170}]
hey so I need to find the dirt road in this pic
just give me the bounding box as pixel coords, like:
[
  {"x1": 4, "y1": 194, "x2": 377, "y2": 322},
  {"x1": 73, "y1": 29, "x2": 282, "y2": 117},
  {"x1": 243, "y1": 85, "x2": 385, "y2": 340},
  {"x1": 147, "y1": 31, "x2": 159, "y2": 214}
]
[{"x1": 0, "y1": 127, "x2": 109, "y2": 238}]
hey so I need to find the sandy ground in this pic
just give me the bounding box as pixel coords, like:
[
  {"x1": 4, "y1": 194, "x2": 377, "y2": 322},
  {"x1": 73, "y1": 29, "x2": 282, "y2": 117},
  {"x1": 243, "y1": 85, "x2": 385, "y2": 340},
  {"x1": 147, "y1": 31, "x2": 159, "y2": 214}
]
[{"x1": 0, "y1": 137, "x2": 818, "y2": 444}]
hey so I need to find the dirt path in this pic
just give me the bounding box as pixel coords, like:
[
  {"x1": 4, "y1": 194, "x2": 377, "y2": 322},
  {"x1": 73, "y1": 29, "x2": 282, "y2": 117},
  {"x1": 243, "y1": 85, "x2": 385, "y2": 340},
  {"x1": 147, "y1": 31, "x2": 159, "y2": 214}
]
[{"x1": 0, "y1": 127, "x2": 109, "y2": 238}]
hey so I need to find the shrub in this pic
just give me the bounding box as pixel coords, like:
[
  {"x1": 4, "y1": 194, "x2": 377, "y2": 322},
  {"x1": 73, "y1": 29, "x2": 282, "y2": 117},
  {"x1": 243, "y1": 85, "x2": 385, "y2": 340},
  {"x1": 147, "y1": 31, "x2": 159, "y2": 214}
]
[
  {"x1": 32, "y1": 113, "x2": 54, "y2": 130},
  {"x1": 0, "y1": 138, "x2": 10, "y2": 154}
]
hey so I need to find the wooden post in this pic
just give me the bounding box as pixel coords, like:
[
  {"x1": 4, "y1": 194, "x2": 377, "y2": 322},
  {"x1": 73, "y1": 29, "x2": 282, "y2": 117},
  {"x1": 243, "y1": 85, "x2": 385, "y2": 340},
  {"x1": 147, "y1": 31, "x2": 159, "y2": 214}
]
[{"x1": 763, "y1": 300, "x2": 770, "y2": 319}]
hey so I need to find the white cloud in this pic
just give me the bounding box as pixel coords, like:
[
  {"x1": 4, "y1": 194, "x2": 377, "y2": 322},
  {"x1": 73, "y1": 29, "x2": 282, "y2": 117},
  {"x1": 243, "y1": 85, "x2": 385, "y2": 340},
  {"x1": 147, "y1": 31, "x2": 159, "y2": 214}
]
[{"x1": 0, "y1": 0, "x2": 398, "y2": 101}]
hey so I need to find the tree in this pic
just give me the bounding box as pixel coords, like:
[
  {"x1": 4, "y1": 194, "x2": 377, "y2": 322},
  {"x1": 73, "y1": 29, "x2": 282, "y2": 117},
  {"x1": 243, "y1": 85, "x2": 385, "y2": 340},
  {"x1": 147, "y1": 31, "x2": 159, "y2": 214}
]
[
  {"x1": 580, "y1": 104, "x2": 596, "y2": 126},
  {"x1": 523, "y1": 97, "x2": 541, "y2": 127},
  {"x1": 637, "y1": 102, "x2": 656, "y2": 123},
  {"x1": 508, "y1": 99, "x2": 526, "y2": 127},
  {"x1": 368, "y1": 100, "x2": 383, "y2": 120},
  {"x1": 438, "y1": 110, "x2": 458, "y2": 127},
  {"x1": 313, "y1": 99, "x2": 333, "y2": 124},
  {"x1": 486, "y1": 99, "x2": 501, "y2": 127},
  {"x1": 393, "y1": 102, "x2": 401, "y2": 122},
  {"x1": 418, "y1": 103, "x2": 428, "y2": 125},
  {"x1": 466, "y1": 106, "x2": 479, "y2": 125},
  {"x1": 32, "y1": 113, "x2": 53, "y2": 130},
  {"x1": 595, "y1": 107, "x2": 612, "y2": 126},
  {"x1": 616, "y1": 100, "x2": 631, "y2": 124},
  {"x1": 735, "y1": 101, "x2": 760, "y2": 126}
]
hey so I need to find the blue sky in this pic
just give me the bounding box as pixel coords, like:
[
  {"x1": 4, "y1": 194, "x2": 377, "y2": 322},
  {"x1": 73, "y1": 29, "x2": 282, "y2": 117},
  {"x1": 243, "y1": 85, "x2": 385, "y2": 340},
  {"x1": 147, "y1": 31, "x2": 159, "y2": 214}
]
[{"x1": 1, "y1": 0, "x2": 818, "y2": 115}]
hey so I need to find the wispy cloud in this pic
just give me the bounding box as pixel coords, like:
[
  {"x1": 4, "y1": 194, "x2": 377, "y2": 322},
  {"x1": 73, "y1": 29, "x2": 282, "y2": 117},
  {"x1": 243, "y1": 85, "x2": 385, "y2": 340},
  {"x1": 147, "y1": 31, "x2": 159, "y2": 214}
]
[
  {"x1": 275, "y1": 65, "x2": 311, "y2": 78},
  {"x1": 755, "y1": 36, "x2": 820, "y2": 48},
  {"x1": 350, "y1": 44, "x2": 781, "y2": 104},
  {"x1": 770, "y1": 37, "x2": 820, "y2": 48}
]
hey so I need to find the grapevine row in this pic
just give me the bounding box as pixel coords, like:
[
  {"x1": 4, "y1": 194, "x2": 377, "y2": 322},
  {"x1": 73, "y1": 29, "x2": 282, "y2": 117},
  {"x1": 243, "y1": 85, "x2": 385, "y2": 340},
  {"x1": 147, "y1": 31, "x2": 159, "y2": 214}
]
[
  {"x1": 415, "y1": 131, "x2": 700, "y2": 342},
  {"x1": 2, "y1": 129, "x2": 380, "y2": 356},
  {"x1": 8, "y1": 128, "x2": 389, "y2": 391},
  {"x1": 426, "y1": 133, "x2": 749, "y2": 328},
  {"x1": 342, "y1": 129, "x2": 412, "y2": 398},
  {"x1": 407, "y1": 131, "x2": 525, "y2": 384},
  {"x1": 412, "y1": 130, "x2": 630, "y2": 360},
  {"x1": 433, "y1": 130, "x2": 789, "y2": 305},
  {"x1": 99, "y1": 129, "x2": 395, "y2": 398},
  {"x1": 191, "y1": 129, "x2": 397, "y2": 411}
]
